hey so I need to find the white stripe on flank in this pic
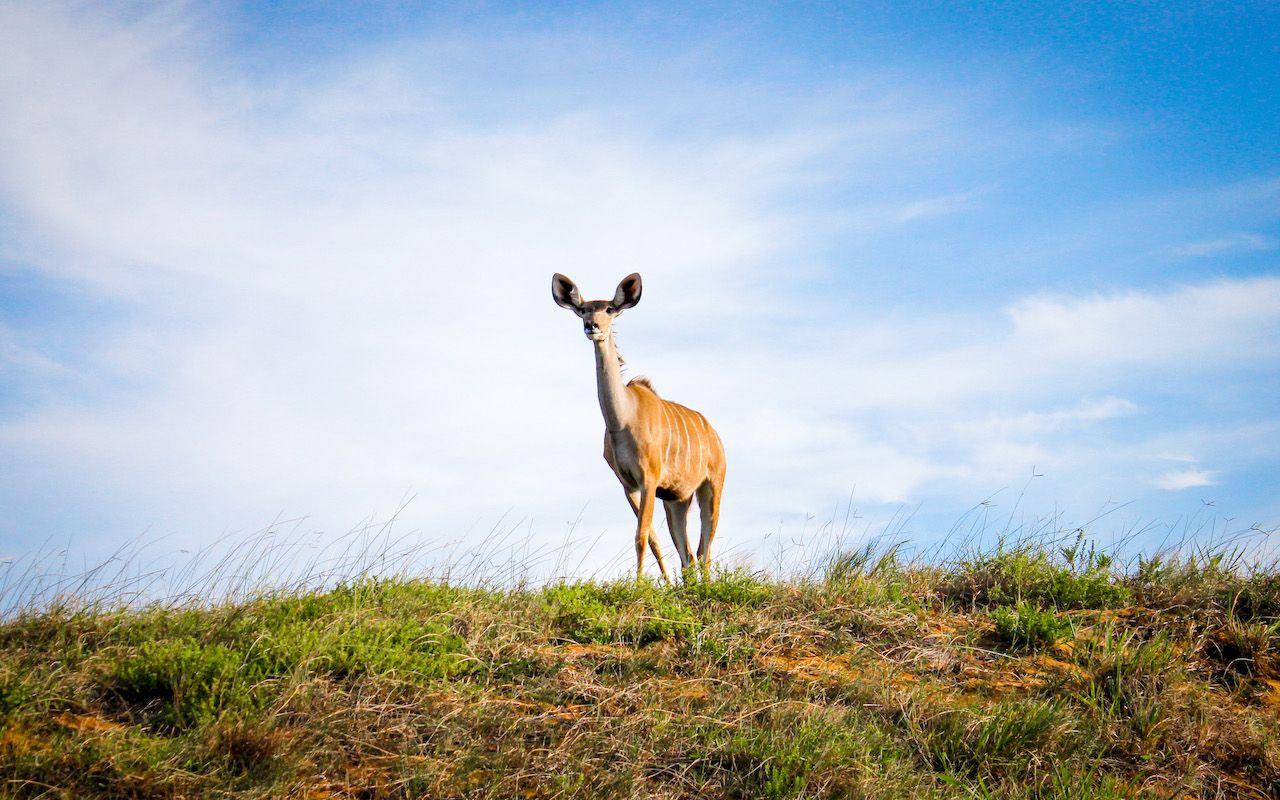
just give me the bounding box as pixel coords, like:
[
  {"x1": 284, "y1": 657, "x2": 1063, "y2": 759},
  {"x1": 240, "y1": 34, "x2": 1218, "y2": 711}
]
[
  {"x1": 696, "y1": 414, "x2": 706, "y2": 470},
  {"x1": 680, "y1": 409, "x2": 691, "y2": 471},
  {"x1": 662, "y1": 402, "x2": 674, "y2": 466}
]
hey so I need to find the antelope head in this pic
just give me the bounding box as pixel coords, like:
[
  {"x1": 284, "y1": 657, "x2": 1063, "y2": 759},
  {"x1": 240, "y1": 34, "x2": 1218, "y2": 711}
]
[{"x1": 551, "y1": 273, "x2": 642, "y2": 342}]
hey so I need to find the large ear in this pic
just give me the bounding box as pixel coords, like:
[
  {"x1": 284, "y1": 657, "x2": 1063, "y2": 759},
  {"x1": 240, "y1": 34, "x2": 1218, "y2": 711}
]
[
  {"x1": 612, "y1": 273, "x2": 642, "y2": 311},
  {"x1": 551, "y1": 273, "x2": 583, "y2": 311}
]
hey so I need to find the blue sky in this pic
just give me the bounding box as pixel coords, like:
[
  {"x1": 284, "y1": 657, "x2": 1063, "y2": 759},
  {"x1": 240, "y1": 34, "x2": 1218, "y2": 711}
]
[{"x1": 0, "y1": 2, "x2": 1277, "y2": 578}]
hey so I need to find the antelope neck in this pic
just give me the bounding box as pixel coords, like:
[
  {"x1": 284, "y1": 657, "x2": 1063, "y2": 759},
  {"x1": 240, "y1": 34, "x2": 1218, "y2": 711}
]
[{"x1": 592, "y1": 334, "x2": 633, "y2": 432}]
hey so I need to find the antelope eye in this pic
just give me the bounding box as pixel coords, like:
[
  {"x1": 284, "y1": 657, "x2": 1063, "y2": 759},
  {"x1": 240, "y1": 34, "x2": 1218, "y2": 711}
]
[{"x1": 605, "y1": 305, "x2": 616, "y2": 313}]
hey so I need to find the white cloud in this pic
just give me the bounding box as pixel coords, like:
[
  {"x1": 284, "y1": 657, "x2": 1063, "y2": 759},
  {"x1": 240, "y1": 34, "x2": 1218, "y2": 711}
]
[
  {"x1": 1155, "y1": 468, "x2": 1219, "y2": 492},
  {"x1": 1005, "y1": 278, "x2": 1280, "y2": 367}
]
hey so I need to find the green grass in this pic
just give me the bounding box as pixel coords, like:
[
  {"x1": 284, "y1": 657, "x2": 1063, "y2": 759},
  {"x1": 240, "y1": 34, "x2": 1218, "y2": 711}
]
[
  {"x1": 951, "y1": 545, "x2": 1130, "y2": 610},
  {"x1": 990, "y1": 604, "x2": 1073, "y2": 651},
  {"x1": 1, "y1": 541, "x2": 1277, "y2": 798},
  {"x1": 914, "y1": 699, "x2": 1067, "y2": 778}
]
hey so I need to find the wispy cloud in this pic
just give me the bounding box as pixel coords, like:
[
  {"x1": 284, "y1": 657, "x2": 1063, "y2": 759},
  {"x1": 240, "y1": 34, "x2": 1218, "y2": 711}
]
[
  {"x1": 0, "y1": 325, "x2": 74, "y2": 379},
  {"x1": 1170, "y1": 232, "x2": 1277, "y2": 258},
  {"x1": 848, "y1": 189, "x2": 986, "y2": 231},
  {"x1": 1155, "y1": 468, "x2": 1219, "y2": 492},
  {"x1": 1005, "y1": 278, "x2": 1280, "y2": 367}
]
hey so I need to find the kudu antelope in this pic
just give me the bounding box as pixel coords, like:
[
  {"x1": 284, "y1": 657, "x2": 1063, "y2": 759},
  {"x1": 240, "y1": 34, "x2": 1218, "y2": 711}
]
[{"x1": 552, "y1": 273, "x2": 726, "y2": 581}]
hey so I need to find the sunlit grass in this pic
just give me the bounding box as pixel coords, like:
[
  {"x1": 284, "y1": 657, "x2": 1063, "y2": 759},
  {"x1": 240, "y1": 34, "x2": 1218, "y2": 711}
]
[{"x1": 1, "y1": 522, "x2": 1277, "y2": 798}]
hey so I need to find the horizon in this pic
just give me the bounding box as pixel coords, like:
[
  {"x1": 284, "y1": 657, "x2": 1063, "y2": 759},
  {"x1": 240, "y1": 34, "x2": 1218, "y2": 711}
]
[{"x1": 1, "y1": 2, "x2": 1278, "y2": 577}]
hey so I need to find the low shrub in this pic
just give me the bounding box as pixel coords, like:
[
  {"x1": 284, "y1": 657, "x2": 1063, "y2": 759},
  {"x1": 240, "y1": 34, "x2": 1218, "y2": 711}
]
[
  {"x1": 990, "y1": 604, "x2": 1073, "y2": 651},
  {"x1": 542, "y1": 580, "x2": 699, "y2": 644},
  {"x1": 953, "y1": 545, "x2": 1129, "y2": 610}
]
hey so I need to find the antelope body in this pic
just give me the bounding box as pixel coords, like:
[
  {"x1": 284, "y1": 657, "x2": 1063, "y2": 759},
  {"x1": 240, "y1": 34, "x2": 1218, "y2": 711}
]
[{"x1": 552, "y1": 273, "x2": 726, "y2": 580}]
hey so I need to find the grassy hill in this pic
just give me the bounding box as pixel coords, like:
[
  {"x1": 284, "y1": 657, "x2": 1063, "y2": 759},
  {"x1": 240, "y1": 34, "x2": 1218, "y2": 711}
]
[{"x1": 1, "y1": 541, "x2": 1278, "y2": 799}]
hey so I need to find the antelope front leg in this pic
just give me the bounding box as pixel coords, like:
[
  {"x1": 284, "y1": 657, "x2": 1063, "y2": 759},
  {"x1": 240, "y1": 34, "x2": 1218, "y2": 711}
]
[
  {"x1": 626, "y1": 488, "x2": 670, "y2": 582},
  {"x1": 634, "y1": 485, "x2": 665, "y2": 581}
]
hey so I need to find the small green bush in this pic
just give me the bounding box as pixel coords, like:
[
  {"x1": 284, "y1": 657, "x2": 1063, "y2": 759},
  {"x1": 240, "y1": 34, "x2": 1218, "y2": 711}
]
[
  {"x1": 542, "y1": 580, "x2": 699, "y2": 644},
  {"x1": 108, "y1": 615, "x2": 471, "y2": 730},
  {"x1": 957, "y1": 546, "x2": 1129, "y2": 610},
  {"x1": 678, "y1": 569, "x2": 773, "y2": 607},
  {"x1": 255, "y1": 617, "x2": 472, "y2": 679},
  {"x1": 0, "y1": 667, "x2": 37, "y2": 716},
  {"x1": 991, "y1": 604, "x2": 1073, "y2": 651},
  {"x1": 109, "y1": 640, "x2": 264, "y2": 729}
]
